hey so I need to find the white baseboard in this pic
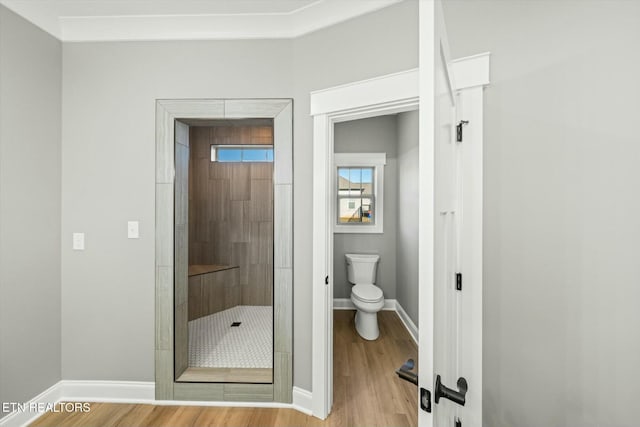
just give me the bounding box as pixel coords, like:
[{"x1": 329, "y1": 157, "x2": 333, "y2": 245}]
[
  {"x1": 61, "y1": 380, "x2": 155, "y2": 404},
  {"x1": 0, "y1": 381, "x2": 62, "y2": 427},
  {"x1": 333, "y1": 298, "x2": 418, "y2": 345},
  {"x1": 394, "y1": 301, "x2": 418, "y2": 345},
  {"x1": 332, "y1": 298, "x2": 355, "y2": 310},
  {"x1": 333, "y1": 298, "x2": 396, "y2": 311},
  {"x1": 292, "y1": 387, "x2": 313, "y2": 415},
  {"x1": 0, "y1": 381, "x2": 312, "y2": 426}
]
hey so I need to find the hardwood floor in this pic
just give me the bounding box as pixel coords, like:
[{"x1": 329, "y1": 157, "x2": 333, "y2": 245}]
[
  {"x1": 31, "y1": 310, "x2": 418, "y2": 427},
  {"x1": 331, "y1": 310, "x2": 418, "y2": 426}
]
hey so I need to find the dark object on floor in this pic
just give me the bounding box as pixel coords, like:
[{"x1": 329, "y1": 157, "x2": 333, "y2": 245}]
[{"x1": 231, "y1": 321, "x2": 241, "y2": 327}]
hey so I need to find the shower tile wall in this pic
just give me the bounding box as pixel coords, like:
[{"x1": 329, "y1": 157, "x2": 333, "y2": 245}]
[{"x1": 189, "y1": 125, "x2": 274, "y2": 307}]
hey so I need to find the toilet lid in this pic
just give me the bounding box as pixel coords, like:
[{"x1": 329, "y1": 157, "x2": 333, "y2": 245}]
[{"x1": 352, "y1": 284, "x2": 383, "y2": 303}]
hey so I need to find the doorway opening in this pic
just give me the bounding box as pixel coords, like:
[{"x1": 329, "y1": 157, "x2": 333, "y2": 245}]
[
  {"x1": 310, "y1": 69, "x2": 420, "y2": 419},
  {"x1": 176, "y1": 118, "x2": 275, "y2": 384},
  {"x1": 331, "y1": 111, "x2": 420, "y2": 425}
]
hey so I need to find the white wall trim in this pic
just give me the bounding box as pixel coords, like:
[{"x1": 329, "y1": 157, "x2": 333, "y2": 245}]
[
  {"x1": 61, "y1": 380, "x2": 155, "y2": 404},
  {"x1": 292, "y1": 387, "x2": 313, "y2": 416},
  {"x1": 394, "y1": 300, "x2": 419, "y2": 345},
  {"x1": 332, "y1": 298, "x2": 356, "y2": 310},
  {"x1": 333, "y1": 152, "x2": 387, "y2": 167},
  {"x1": 333, "y1": 298, "x2": 418, "y2": 344},
  {"x1": 0, "y1": 381, "x2": 62, "y2": 427},
  {"x1": 310, "y1": 69, "x2": 419, "y2": 117},
  {"x1": 452, "y1": 52, "x2": 491, "y2": 90},
  {"x1": 457, "y1": 84, "x2": 485, "y2": 424},
  {"x1": 0, "y1": 381, "x2": 311, "y2": 427},
  {"x1": 0, "y1": 0, "x2": 402, "y2": 42}
]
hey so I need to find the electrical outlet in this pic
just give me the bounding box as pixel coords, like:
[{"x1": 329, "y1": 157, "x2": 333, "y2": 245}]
[
  {"x1": 127, "y1": 221, "x2": 139, "y2": 239},
  {"x1": 73, "y1": 233, "x2": 85, "y2": 250}
]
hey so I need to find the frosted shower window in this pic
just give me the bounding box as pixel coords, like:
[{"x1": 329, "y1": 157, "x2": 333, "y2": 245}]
[{"x1": 211, "y1": 146, "x2": 274, "y2": 162}]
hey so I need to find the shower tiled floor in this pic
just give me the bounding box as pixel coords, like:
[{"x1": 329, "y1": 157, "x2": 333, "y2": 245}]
[{"x1": 188, "y1": 305, "x2": 273, "y2": 369}]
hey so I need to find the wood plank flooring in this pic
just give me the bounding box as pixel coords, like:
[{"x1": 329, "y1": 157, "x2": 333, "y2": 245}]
[{"x1": 31, "y1": 310, "x2": 418, "y2": 427}]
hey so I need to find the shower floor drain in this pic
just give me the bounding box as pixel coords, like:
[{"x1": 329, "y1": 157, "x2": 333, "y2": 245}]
[{"x1": 231, "y1": 322, "x2": 241, "y2": 327}]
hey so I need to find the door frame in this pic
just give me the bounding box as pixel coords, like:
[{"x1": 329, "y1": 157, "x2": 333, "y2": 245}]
[
  {"x1": 310, "y1": 69, "x2": 419, "y2": 419},
  {"x1": 310, "y1": 55, "x2": 489, "y2": 420},
  {"x1": 155, "y1": 99, "x2": 293, "y2": 403}
]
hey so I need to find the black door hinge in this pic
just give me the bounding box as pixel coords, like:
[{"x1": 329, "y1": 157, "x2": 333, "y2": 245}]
[
  {"x1": 456, "y1": 273, "x2": 462, "y2": 291},
  {"x1": 456, "y1": 120, "x2": 469, "y2": 142},
  {"x1": 455, "y1": 418, "x2": 462, "y2": 427},
  {"x1": 420, "y1": 388, "x2": 432, "y2": 413},
  {"x1": 325, "y1": 276, "x2": 329, "y2": 285}
]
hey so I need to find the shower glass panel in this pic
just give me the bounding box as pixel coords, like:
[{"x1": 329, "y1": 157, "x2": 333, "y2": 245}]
[{"x1": 175, "y1": 118, "x2": 274, "y2": 384}]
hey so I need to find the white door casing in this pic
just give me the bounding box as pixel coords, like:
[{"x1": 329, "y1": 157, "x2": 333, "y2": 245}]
[
  {"x1": 458, "y1": 85, "x2": 486, "y2": 427},
  {"x1": 310, "y1": 34, "x2": 489, "y2": 426},
  {"x1": 311, "y1": 69, "x2": 420, "y2": 419}
]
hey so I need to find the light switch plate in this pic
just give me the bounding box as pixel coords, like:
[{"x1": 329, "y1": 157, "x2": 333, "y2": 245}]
[
  {"x1": 73, "y1": 233, "x2": 85, "y2": 250},
  {"x1": 127, "y1": 221, "x2": 139, "y2": 239}
]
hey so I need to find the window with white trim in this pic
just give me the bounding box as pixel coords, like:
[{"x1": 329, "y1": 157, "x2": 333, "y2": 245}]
[{"x1": 334, "y1": 153, "x2": 386, "y2": 233}]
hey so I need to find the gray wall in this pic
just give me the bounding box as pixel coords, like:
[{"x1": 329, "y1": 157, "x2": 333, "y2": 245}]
[
  {"x1": 333, "y1": 115, "x2": 398, "y2": 300},
  {"x1": 61, "y1": 39, "x2": 292, "y2": 381},
  {"x1": 60, "y1": 1, "x2": 419, "y2": 391},
  {"x1": 442, "y1": 1, "x2": 640, "y2": 426},
  {"x1": 332, "y1": 111, "x2": 419, "y2": 328},
  {"x1": 395, "y1": 110, "x2": 419, "y2": 325},
  {"x1": 0, "y1": 5, "x2": 62, "y2": 418}
]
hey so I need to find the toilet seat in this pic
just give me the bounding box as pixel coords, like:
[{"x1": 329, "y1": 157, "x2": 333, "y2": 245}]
[{"x1": 351, "y1": 283, "x2": 383, "y2": 303}]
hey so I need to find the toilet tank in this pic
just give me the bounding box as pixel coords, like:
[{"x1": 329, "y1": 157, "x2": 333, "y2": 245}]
[{"x1": 345, "y1": 253, "x2": 380, "y2": 284}]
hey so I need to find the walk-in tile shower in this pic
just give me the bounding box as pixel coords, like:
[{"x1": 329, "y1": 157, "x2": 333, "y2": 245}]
[{"x1": 179, "y1": 119, "x2": 274, "y2": 383}]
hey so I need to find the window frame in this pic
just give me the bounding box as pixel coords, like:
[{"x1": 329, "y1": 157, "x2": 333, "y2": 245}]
[
  {"x1": 210, "y1": 144, "x2": 274, "y2": 163},
  {"x1": 336, "y1": 166, "x2": 375, "y2": 225},
  {"x1": 333, "y1": 152, "x2": 386, "y2": 234}
]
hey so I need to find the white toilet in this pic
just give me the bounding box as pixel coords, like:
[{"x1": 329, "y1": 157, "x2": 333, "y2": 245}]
[{"x1": 345, "y1": 253, "x2": 384, "y2": 340}]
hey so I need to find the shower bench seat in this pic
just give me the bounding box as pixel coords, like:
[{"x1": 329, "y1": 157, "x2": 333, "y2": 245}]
[
  {"x1": 187, "y1": 264, "x2": 240, "y2": 321},
  {"x1": 188, "y1": 264, "x2": 238, "y2": 276}
]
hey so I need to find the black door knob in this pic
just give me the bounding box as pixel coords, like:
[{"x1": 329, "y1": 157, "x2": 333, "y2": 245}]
[{"x1": 434, "y1": 374, "x2": 468, "y2": 406}]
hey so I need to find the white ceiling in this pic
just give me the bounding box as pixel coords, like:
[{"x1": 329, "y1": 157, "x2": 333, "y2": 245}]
[{"x1": 0, "y1": 0, "x2": 402, "y2": 41}]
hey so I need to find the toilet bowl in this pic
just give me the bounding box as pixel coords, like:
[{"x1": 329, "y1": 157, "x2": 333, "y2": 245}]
[
  {"x1": 351, "y1": 283, "x2": 384, "y2": 340},
  {"x1": 345, "y1": 254, "x2": 384, "y2": 340}
]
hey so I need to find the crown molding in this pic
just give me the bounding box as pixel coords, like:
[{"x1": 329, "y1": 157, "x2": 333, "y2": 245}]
[{"x1": 0, "y1": 0, "x2": 402, "y2": 42}]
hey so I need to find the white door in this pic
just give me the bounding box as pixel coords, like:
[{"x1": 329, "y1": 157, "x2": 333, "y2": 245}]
[{"x1": 419, "y1": 1, "x2": 482, "y2": 426}]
